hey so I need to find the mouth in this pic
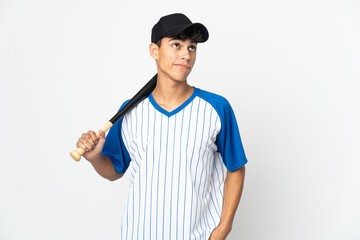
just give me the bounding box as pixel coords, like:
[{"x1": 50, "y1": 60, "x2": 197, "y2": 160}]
[{"x1": 174, "y1": 64, "x2": 191, "y2": 69}]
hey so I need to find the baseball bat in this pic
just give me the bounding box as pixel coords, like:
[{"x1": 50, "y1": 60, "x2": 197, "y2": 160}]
[{"x1": 70, "y1": 74, "x2": 157, "y2": 161}]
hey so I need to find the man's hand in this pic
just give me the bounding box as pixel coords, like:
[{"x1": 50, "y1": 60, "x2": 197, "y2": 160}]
[
  {"x1": 76, "y1": 130, "x2": 106, "y2": 162},
  {"x1": 209, "y1": 225, "x2": 231, "y2": 240},
  {"x1": 75, "y1": 130, "x2": 123, "y2": 181}
]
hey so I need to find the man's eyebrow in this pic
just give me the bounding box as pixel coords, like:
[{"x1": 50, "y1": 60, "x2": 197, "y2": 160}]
[
  {"x1": 168, "y1": 38, "x2": 182, "y2": 42},
  {"x1": 167, "y1": 38, "x2": 197, "y2": 44}
]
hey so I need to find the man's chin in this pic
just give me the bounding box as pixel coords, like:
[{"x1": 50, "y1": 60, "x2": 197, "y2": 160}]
[
  {"x1": 172, "y1": 72, "x2": 191, "y2": 82},
  {"x1": 159, "y1": 71, "x2": 191, "y2": 82},
  {"x1": 172, "y1": 76, "x2": 189, "y2": 82}
]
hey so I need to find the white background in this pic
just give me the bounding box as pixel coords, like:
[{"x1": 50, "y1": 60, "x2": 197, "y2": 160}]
[{"x1": 1, "y1": 0, "x2": 359, "y2": 239}]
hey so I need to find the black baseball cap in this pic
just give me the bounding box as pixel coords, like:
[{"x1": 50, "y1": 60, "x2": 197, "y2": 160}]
[{"x1": 151, "y1": 13, "x2": 209, "y2": 44}]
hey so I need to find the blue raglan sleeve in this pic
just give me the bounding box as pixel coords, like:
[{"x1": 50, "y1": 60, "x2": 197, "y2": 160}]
[
  {"x1": 101, "y1": 100, "x2": 131, "y2": 174},
  {"x1": 215, "y1": 99, "x2": 248, "y2": 172}
]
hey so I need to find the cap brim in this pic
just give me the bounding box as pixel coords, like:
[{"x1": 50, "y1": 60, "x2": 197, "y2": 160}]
[{"x1": 164, "y1": 23, "x2": 209, "y2": 43}]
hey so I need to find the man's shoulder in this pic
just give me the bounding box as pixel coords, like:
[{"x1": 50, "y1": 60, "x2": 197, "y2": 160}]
[
  {"x1": 117, "y1": 97, "x2": 148, "y2": 112},
  {"x1": 115, "y1": 99, "x2": 130, "y2": 113},
  {"x1": 196, "y1": 87, "x2": 231, "y2": 109},
  {"x1": 115, "y1": 97, "x2": 148, "y2": 123}
]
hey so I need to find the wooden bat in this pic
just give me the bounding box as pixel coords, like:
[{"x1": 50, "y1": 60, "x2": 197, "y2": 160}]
[{"x1": 70, "y1": 74, "x2": 157, "y2": 161}]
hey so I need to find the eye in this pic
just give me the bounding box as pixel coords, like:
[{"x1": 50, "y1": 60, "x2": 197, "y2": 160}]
[
  {"x1": 189, "y1": 45, "x2": 197, "y2": 51},
  {"x1": 172, "y1": 43, "x2": 180, "y2": 48}
]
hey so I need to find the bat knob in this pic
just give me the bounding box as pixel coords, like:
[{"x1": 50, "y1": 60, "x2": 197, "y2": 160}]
[{"x1": 70, "y1": 148, "x2": 85, "y2": 161}]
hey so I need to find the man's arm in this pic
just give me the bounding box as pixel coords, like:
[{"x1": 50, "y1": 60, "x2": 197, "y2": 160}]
[
  {"x1": 209, "y1": 165, "x2": 246, "y2": 239},
  {"x1": 88, "y1": 154, "x2": 124, "y2": 181}
]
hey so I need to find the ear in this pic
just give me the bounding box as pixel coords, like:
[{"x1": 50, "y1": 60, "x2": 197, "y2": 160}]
[{"x1": 149, "y1": 43, "x2": 159, "y2": 60}]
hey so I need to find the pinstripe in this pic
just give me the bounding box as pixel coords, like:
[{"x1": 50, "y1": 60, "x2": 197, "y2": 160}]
[
  {"x1": 121, "y1": 127, "x2": 138, "y2": 188},
  {"x1": 121, "y1": 116, "x2": 136, "y2": 238},
  {"x1": 198, "y1": 100, "x2": 209, "y2": 236},
  {"x1": 130, "y1": 109, "x2": 134, "y2": 149},
  {"x1": 131, "y1": 169, "x2": 135, "y2": 240},
  {"x1": 121, "y1": 125, "x2": 134, "y2": 160},
  {"x1": 168, "y1": 112, "x2": 177, "y2": 239},
  {"x1": 210, "y1": 174, "x2": 221, "y2": 214},
  {"x1": 212, "y1": 116, "x2": 221, "y2": 186},
  {"x1": 135, "y1": 103, "x2": 142, "y2": 239},
  {"x1": 198, "y1": 150, "x2": 209, "y2": 233},
  {"x1": 135, "y1": 105, "x2": 138, "y2": 137},
  {"x1": 182, "y1": 100, "x2": 196, "y2": 239},
  {"x1": 131, "y1": 106, "x2": 142, "y2": 161},
  {"x1": 207, "y1": 194, "x2": 216, "y2": 227},
  {"x1": 189, "y1": 100, "x2": 205, "y2": 238},
  {"x1": 137, "y1": 151, "x2": 141, "y2": 238},
  {"x1": 205, "y1": 150, "x2": 216, "y2": 229},
  {"x1": 155, "y1": 114, "x2": 163, "y2": 239},
  {"x1": 204, "y1": 107, "x2": 214, "y2": 187},
  {"x1": 202, "y1": 106, "x2": 216, "y2": 232},
  {"x1": 121, "y1": 215, "x2": 123, "y2": 239},
  {"x1": 162, "y1": 117, "x2": 170, "y2": 240},
  {"x1": 202, "y1": 107, "x2": 214, "y2": 200},
  {"x1": 211, "y1": 156, "x2": 222, "y2": 217},
  {"x1": 142, "y1": 100, "x2": 150, "y2": 240},
  {"x1": 209, "y1": 187, "x2": 220, "y2": 220},
  {"x1": 126, "y1": 192, "x2": 129, "y2": 239},
  {"x1": 176, "y1": 104, "x2": 187, "y2": 239},
  {"x1": 141, "y1": 101, "x2": 145, "y2": 152},
  {"x1": 124, "y1": 116, "x2": 137, "y2": 157},
  {"x1": 149, "y1": 108, "x2": 156, "y2": 239},
  {"x1": 206, "y1": 160, "x2": 218, "y2": 213}
]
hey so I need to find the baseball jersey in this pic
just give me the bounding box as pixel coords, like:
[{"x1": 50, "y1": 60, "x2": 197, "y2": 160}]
[{"x1": 101, "y1": 87, "x2": 248, "y2": 240}]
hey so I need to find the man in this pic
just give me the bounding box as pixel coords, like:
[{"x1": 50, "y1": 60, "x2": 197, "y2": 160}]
[{"x1": 76, "y1": 13, "x2": 247, "y2": 240}]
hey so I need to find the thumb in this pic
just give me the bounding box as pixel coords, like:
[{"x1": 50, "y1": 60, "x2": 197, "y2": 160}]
[
  {"x1": 92, "y1": 130, "x2": 106, "y2": 154},
  {"x1": 98, "y1": 130, "x2": 106, "y2": 144}
]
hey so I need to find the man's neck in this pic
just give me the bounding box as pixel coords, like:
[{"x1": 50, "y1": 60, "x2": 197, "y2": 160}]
[{"x1": 151, "y1": 73, "x2": 194, "y2": 112}]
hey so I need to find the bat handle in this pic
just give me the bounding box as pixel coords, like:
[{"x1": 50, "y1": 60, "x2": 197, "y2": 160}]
[{"x1": 70, "y1": 121, "x2": 113, "y2": 161}]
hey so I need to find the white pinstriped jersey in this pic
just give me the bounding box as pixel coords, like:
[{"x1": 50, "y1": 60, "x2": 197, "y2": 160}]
[{"x1": 101, "y1": 87, "x2": 247, "y2": 240}]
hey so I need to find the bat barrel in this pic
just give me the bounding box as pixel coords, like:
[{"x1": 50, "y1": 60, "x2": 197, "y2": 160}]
[
  {"x1": 70, "y1": 74, "x2": 157, "y2": 162},
  {"x1": 110, "y1": 74, "x2": 157, "y2": 123}
]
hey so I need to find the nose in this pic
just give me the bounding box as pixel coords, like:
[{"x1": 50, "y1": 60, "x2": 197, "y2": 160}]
[{"x1": 180, "y1": 48, "x2": 190, "y2": 60}]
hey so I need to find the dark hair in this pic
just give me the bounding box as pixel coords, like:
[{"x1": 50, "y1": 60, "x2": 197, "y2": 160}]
[{"x1": 155, "y1": 26, "x2": 204, "y2": 47}]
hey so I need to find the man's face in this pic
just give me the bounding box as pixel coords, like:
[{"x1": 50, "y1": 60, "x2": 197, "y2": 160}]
[{"x1": 154, "y1": 37, "x2": 197, "y2": 82}]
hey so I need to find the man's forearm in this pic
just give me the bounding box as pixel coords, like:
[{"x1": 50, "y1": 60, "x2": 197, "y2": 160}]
[
  {"x1": 89, "y1": 155, "x2": 124, "y2": 181},
  {"x1": 218, "y1": 165, "x2": 246, "y2": 233}
]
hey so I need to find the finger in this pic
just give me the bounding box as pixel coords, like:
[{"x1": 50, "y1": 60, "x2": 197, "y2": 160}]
[
  {"x1": 84, "y1": 134, "x2": 95, "y2": 146},
  {"x1": 88, "y1": 131, "x2": 98, "y2": 142},
  {"x1": 77, "y1": 141, "x2": 90, "y2": 151},
  {"x1": 81, "y1": 139, "x2": 93, "y2": 151}
]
